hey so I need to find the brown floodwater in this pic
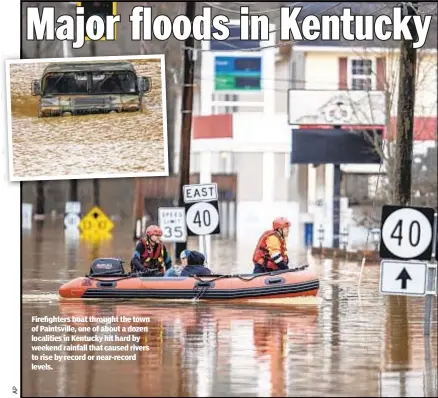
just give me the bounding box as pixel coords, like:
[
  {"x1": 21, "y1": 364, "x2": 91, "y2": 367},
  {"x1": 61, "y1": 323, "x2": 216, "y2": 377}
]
[
  {"x1": 9, "y1": 59, "x2": 166, "y2": 179},
  {"x1": 22, "y1": 220, "x2": 437, "y2": 397}
]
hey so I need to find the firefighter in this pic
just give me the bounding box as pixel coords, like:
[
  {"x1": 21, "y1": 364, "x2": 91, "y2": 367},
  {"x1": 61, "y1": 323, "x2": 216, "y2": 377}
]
[
  {"x1": 130, "y1": 225, "x2": 172, "y2": 275},
  {"x1": 252, "y1": 217, "x2": 291, "y2": 274}
]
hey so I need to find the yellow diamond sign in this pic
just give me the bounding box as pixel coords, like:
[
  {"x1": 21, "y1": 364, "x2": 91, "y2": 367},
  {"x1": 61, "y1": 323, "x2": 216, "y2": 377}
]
[{"x1": 79, "y1": 206, "x2": 114, "y2": 234}]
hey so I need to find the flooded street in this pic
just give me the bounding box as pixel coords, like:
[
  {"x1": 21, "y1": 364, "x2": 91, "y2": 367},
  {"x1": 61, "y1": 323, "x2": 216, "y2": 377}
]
[
  {"x1": 9, "y1": 59, "x2": 166, "y2": 179},
  {"x1": 22, "y1": 220, "x2": 437, "y2": 397}
]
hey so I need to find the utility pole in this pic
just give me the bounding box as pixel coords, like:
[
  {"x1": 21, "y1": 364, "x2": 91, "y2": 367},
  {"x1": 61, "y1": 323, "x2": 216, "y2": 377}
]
[
  {"x1": 89, "y1": 39, "x2": 101, "y2": 207},
  {"x1": 175, "y1": 1, "x2": 196, "y2": 258},
  {"x1": 393, "y1": 1, "x2": 418, "y2": 205},
  {"x1": 133, "y1": 178, "x2": 144, "y2": 240}
]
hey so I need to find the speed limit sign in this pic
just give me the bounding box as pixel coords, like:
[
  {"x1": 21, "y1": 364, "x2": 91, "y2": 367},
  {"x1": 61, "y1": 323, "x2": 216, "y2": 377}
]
[
  {"x1": 379, "y1": 205, "x2": 435, "y2": 261},
  {"x1": 158, "y1": 207, "x2": 187, "y2": 243},
  {"x1": 185, "y1": 201, "x2": 221, "y2": 236}
]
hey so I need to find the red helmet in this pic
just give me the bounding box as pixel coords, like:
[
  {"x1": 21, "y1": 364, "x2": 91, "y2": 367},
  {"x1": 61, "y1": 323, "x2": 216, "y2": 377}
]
[
  {"x1": 273, "y1": 217, "x2": 291, "y2": 230},
  {"x1": 145, "y1": 225, "x2": 163, "y2": 237}
]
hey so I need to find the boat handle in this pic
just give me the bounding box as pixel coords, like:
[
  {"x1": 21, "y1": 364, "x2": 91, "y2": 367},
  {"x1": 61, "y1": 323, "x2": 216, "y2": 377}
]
[
  {"x1": 97, "y1": 281, "x2": 116, "y2": 288},
  {"x1": 266, "y1": 278, "x2": 284, "y2": 285},
  {"x1": 195, "y1": 281, "x2": 213, "y2": 288}
]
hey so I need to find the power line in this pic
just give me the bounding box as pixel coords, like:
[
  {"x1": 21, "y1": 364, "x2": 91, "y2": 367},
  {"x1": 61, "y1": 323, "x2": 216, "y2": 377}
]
[
  {"x1": 202, "y1": 2, "x2": 286, "y2": 14},
  {"x1": 186, "y1": 2, "x2": 344, "y2": 52}
]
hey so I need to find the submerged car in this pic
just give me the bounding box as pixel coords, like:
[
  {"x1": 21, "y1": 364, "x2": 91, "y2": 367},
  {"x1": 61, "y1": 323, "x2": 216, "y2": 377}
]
[{"x1": 31, "y1": 61, "x2": 152, "y2": 117}]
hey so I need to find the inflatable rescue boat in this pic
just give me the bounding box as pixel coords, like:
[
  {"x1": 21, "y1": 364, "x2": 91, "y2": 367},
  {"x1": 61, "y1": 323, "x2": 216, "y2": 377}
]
[{"x1": 58, "y1": 258, "x2": 319, "y2": 301}]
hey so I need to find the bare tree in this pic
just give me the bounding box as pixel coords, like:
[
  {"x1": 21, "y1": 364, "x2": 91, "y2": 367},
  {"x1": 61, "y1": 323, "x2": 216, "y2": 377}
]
[{"x1": 349, "y1": 44, "x2": 437, "y2": 228}]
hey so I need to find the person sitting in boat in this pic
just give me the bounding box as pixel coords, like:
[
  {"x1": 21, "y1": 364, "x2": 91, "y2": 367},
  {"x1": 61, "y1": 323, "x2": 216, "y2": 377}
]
[
  {"x1": 164, "y1": 250, "x2": 212, "y2": 277},
  {"x1": 252, "y1": 217, "x2": 291, "y2": 274},
  {"x1": 180, "y1": 250, "x2": 212, "y2": 277},
  {"x1": 130, "y1": 225, "x2": 172, "y2": 276},
  {"x1": 164, "y1": 249, "x2": 190, "y2": 277}
]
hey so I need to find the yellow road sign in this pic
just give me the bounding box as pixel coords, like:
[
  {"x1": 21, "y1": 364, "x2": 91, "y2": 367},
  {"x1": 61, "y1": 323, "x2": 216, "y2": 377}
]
[
  {"x1": 79, "y1": 206, "x2": 114, "y2": 234},
  {"x1": 80, "y1": 230, "x2": 113, "y2": 244}
]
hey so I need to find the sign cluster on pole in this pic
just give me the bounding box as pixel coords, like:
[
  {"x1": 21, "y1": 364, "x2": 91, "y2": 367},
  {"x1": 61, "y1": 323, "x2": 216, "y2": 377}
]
[
  {"x1": 379, "y1": 205, "x2": 437, "y2": 336},
  {"x1": 157, "y1": 183, "x2": 221, "y2": 260},
  {"x1": 184, "y1": 183, "x2": 221, "y2": 260}
]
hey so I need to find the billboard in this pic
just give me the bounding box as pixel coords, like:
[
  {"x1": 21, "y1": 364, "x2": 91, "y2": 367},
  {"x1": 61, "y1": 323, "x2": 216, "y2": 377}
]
[
  {"x1": 214, "y1": 56, "x2": 262, "y2": 91},
  {"x1": 291, "y1": 128, "x2": 383, "y2": 164},
  {"x1": 288, "y1": 90, "x2": 386, "y2": 126}
]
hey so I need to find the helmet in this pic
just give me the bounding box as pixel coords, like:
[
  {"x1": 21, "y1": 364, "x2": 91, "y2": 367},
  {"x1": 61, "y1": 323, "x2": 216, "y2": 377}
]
[
  {"x1": 145, "y1": 225, "x2": 163, "y2": 237},
  {"x1": 273, "y1": 217, "x2": 291, "y2": 230}
]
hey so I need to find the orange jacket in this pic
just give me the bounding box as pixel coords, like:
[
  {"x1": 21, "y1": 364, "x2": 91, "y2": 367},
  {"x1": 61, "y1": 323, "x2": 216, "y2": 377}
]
[{"x1": 252, "y1": 230, "x2": 289, "y2": 271}]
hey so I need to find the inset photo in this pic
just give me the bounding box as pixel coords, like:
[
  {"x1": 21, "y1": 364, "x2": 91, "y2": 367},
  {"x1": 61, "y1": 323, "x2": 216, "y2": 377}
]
[{"x1": 6, "y1": 54, "x2": 169, "y2": 181}]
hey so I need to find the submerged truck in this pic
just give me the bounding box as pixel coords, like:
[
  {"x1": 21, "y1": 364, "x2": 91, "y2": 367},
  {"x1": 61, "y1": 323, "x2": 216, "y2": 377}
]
[{"x1": 31, "y1": 61, "x2": 152, "y2": 117}]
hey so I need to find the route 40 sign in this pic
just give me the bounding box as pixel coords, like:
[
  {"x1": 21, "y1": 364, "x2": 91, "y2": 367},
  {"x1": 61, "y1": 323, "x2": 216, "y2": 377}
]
[
  {"x1": 158, "y1": 207, "x2": 187, "y2": 243},
  {"x1": 379, "y1": 205, "x2": 435, "y2": 261},
  {"x1": 183, "y1": 183, "x2": 221, "y2": 237}
]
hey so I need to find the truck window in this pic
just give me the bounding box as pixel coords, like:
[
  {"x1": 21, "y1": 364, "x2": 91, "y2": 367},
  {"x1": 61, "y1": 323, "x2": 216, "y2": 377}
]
[
  {"x1": 43, "y1": 72, "x2": 88, "y2": 95},
  {"x1": 90, "y1": 71, "x2": 137, "y2": 95}
]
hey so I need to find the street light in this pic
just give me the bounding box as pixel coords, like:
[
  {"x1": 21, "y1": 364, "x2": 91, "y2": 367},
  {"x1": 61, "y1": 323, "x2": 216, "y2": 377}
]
[
  {"x1": 370, "y1": 228, "x2": 381, "y2": 251},
  {"x1": 340, "y1": 227, "x2": 349, "y2": 251},
  {"x1": 318, "y1": 225, "x2": 325, "y2": 250}
]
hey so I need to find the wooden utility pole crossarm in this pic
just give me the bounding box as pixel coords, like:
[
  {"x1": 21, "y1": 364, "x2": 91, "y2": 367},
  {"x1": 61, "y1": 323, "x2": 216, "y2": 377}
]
[{"x1": 393, "y1": 1, "x2": 419, "y2": 206}]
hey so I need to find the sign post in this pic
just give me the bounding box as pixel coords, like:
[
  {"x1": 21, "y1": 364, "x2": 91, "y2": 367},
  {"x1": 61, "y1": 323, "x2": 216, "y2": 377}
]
[
  {"x1": 183, "y1": 183, "x2": 221, "y2": 261},
  {"x1": 425, "y1": 213, "x2": 437, "y2": 336},
  {"x1": 379, "y1": 205, "x2": 437, "y2": 336}
]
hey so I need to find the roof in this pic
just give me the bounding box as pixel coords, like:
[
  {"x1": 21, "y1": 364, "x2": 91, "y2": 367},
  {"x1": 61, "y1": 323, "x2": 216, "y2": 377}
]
[
  {"x1": 42, "y1": 61, "x2": 136, "y2": 74},
  {"x1": 286, "y1": 1, "x2": 437, "y2": 50}
]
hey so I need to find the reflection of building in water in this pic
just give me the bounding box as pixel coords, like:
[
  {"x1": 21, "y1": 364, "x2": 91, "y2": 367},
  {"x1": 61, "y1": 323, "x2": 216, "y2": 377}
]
[{"x1": 58, "y1": 302, "x2": 318, "y2": 396}]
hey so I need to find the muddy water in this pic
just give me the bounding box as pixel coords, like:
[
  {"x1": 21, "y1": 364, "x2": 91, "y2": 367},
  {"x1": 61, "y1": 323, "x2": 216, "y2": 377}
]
[
  {"x1": 22, "y1": 220, "x2": 437, "y2": 397},
  {"x1": 9, "y1": 59, "x2": 166, "y2": 179}
]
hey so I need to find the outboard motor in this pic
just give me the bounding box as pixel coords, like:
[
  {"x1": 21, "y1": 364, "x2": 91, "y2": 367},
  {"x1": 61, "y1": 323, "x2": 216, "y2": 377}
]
[{"x1": 89, "y1": 258, "x2": 125, "y2": 276}]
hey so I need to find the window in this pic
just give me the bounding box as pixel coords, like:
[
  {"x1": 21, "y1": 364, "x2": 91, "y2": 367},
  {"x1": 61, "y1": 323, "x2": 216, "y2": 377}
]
[
  {"x1": 350, "y1": 59, "x2": 374, "y2": 91},
  {"x1": 43, "y1": 72, "x2": 88, "y2": 95},
  {"x1": 90, "y1": 72, "x2": 137, "y2": 95}
]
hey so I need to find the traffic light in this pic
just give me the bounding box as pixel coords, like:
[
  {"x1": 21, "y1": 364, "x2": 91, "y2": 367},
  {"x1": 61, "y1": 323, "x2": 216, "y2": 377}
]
[{"x1": 77, "y1": 2, "x2": 118, "y2": 40}]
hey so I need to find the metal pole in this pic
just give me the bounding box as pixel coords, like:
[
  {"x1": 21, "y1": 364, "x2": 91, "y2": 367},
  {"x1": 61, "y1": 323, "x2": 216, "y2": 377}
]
[
  {"x1": 424, "y1": 213, "x2": 437, "y2": 336},
  {"x1": 202, "y1": 234, "x2": 208, "y2": 263},
  {"x1": 333, "y1": 164, "x2": 341, "y2": 249},
  {"x1": 175, "y1": 1, "x2": 196, "y2": 259}
]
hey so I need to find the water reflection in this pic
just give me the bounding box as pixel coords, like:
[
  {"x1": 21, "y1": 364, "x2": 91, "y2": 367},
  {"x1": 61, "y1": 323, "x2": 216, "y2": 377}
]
[{"x1": 22, "y1": 220, "x2": 437, "y2": 397}]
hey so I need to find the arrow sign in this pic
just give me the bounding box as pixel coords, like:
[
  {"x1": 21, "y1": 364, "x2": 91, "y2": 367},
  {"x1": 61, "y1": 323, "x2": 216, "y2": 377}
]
[
  {"x1": 380, "y1": 260, "x2": 427, "y2": 296},
  {"x1": 396, "y1": 267, "x2": 412, "y2": 289}
]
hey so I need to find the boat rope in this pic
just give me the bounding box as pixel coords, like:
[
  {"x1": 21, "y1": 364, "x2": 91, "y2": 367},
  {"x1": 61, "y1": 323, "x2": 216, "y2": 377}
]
[
  {"x1": 192, "y1": 285, "x2": 210, "y2": 301},
  {"x1": 191, "y1": 264, "x2": 309, "y2": 284},
  {"x1": 86, "y1": 268, "x2": 160, "y2": 282}
]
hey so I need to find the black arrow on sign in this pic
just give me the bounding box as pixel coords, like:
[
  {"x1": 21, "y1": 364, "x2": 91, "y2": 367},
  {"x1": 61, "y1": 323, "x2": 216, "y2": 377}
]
[{"x1": 396, "y1": 268, "x2": 412, "y2": 289}]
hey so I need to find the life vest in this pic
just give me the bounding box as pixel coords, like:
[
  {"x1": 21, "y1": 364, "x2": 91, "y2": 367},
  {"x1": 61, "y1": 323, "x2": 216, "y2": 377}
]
[
  {"x1": 252, "y1": 230, "x2": 288, "y2": 271},
  {"x1": 140, "y1": 238, "x2": 165, "y2": 273}
]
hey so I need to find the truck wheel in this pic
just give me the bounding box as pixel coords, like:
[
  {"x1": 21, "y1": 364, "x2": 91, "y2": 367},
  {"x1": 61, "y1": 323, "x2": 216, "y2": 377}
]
[
  {"x1": 109, "y1": 110, "x2": 118, "y2": 114},
  {"x1": 62, "y1": 111, "x2": 72, "y2": 117}
]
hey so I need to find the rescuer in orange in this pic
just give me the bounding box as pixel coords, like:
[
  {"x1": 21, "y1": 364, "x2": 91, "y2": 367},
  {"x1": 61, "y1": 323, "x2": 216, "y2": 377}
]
[
  {"x1": 130, "y1": 225, "x2": 172, "y2": 275},
  {"x1": 252, "y1": 217, "x2": 291, "y2": 274}
]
